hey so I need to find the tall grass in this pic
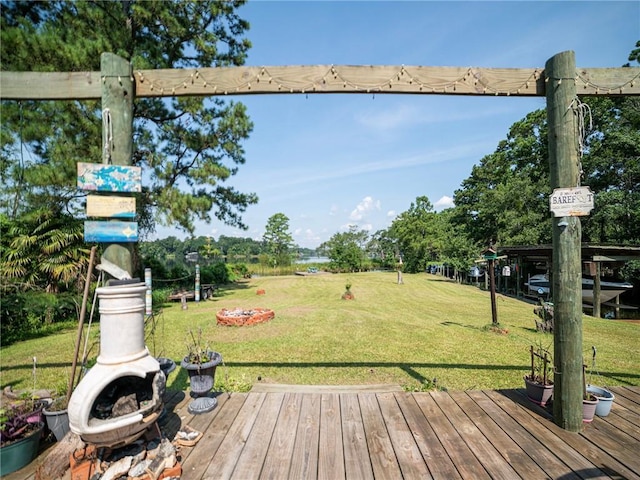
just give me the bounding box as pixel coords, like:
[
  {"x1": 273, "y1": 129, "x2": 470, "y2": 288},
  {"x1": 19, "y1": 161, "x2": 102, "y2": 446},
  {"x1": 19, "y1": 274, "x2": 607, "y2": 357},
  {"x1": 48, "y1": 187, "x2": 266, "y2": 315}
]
[{"x1": 1, "y1": 272, "x2": 638, "y2": 393}]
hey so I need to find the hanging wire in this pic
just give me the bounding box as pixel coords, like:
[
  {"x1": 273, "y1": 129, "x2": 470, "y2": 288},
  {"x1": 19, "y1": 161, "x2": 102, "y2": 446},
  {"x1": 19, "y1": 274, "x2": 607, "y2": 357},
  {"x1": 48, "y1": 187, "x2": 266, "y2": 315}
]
[
  {"x1": 12, "y1": 101, "x2": 26, "y2": 217},
  {"x1": 570, "y1": 96, "x2": 593, "y2": 187}
]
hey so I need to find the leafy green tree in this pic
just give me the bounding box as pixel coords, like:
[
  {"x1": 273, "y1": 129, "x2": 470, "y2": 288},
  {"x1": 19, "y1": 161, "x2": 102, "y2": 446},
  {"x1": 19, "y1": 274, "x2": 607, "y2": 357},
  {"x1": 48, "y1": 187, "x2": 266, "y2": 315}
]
[
  {"x1": 1, "y1": 1, "x2": 257, "y2": 236},
  {"x1": 367, "y1": 229, "x2": 397, "y2": 269},
  {"x1": 320, "y1": 226, "x2": 370, "y2": 272},
  {"x1": 581, "y1": 95, "x2": 640, "y2": 245},
  {"x1": 436, "y1": 209, "x2": 479, "y2": 275},
  {"x1": 452, "y1": 109, "x2": 551, "y2": 247},
  {"x1": 388, "y1": 196, "x2": 441, "y2": 273},
  {"x1": 262, "y1": 213, "x2": 294, "y2": 267}
]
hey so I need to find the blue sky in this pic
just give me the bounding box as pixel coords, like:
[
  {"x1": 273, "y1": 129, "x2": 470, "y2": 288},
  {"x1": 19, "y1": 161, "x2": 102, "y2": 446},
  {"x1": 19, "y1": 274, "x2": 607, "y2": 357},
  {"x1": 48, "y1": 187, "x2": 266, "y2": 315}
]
[{"x1": 155, "y1": 1, "x2": 639, "y2": 249}]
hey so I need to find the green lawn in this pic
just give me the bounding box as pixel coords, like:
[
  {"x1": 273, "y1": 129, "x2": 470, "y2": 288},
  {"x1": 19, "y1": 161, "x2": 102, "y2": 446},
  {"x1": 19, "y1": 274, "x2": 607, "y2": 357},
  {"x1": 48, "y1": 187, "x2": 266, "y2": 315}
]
[{"x1": 1, "y1": 272, "x2": 638, "y2": 394}]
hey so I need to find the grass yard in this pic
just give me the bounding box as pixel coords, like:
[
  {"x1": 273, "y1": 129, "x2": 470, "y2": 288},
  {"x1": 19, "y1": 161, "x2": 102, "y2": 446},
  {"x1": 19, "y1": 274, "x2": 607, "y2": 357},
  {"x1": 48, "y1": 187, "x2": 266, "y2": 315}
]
[{"x1": 1, "y1": 272, "x2": 638, "y2": 394}]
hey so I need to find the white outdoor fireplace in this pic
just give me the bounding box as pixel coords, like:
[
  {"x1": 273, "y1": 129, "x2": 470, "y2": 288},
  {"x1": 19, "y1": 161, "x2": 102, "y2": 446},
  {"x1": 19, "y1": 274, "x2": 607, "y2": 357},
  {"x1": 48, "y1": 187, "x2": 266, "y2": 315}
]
[{"x1": 68, "y1": 280, "x2": 165, "y2": 448}]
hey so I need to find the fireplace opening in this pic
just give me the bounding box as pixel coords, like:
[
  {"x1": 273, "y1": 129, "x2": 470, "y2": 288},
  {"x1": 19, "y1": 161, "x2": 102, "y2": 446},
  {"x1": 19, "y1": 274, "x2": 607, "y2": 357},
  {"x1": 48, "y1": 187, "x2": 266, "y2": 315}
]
[{"x1": 91, "y1": 373, "x2": 158, "y2": 421}]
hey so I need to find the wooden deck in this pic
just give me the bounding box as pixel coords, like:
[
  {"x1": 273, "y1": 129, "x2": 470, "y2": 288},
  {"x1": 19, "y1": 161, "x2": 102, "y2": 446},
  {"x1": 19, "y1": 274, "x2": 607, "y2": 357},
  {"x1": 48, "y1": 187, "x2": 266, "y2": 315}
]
[
  {"x1": 163, "y1": 385, "x2": 640, "y2": 480},
  {"x1": 7, "y1": 386, "x2": 640, "y2": 479}
]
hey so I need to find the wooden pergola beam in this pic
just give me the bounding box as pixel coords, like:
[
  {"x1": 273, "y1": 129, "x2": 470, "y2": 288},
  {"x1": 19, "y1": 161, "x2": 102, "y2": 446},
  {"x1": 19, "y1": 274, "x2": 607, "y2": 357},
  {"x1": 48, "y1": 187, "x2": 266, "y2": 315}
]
[{"x1": 2, "y1": 65, "x2": 638, "y2": 100}]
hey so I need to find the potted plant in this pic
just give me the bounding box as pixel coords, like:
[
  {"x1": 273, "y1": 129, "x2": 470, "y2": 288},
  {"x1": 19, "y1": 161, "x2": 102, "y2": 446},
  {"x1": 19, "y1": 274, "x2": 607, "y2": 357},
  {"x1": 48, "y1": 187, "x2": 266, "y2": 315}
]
[
  {"x1": 181, "y1": 328, "x2": 223, "y2": 414},
  {"x1": 0, "y1": 399, "x2": 46, "y2": 475},
  {"x1": 42, "y1": 393, "x2": 69, "y2": 442},
  {"x1": 524, "y1": 343, "x2": 554, "y2": 406},
  {"x1": 582, "y1": 363, "x2": 599, "y2": 423},
  {"x1": 586, "y1": 384, "x2": 614, "y2": 417},
  {"x1": 342, "y1": 280, "x2": 354, "y2": 300},
  {"x1": 585, "y1": 346, "x2": 615, "y2": 417}
]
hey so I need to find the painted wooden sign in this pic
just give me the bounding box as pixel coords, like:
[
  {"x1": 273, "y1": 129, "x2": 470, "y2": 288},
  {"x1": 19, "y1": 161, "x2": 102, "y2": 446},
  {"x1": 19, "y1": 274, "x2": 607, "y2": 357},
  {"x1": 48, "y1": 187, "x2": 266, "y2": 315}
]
[
  {"x1": 86, "y1": 195, "x2": 136, "y2": 219},
  {"x1": 549, "y1": 186, "x2": 594, "y2": 217},
  {"x1": 84, "y1": 221, "x2": 138, "y2": 243},
  {"x1": 77, "y1": 162, "x2": 141, "y2": 192}
]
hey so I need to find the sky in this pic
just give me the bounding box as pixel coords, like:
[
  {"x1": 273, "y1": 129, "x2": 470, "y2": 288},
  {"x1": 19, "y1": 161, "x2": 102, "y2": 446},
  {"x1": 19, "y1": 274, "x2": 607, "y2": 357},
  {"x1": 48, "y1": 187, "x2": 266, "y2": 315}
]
[{"x1": 154, "y1": 1, "x2": 639, "y2": 249}]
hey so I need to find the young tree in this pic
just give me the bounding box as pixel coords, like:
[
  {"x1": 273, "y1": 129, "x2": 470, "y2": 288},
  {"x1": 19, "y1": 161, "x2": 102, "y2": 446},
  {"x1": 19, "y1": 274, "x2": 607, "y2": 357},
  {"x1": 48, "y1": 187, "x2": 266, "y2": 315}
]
[
  {"x1": 320, "y1": 226, "x2": 369, "y2": 272},
  {"x1": 1, "y1": 1, "x2": 257, "y2": 235},
  {"x1": 262, "y1": 213, "x2": 294, "y2": 267}
]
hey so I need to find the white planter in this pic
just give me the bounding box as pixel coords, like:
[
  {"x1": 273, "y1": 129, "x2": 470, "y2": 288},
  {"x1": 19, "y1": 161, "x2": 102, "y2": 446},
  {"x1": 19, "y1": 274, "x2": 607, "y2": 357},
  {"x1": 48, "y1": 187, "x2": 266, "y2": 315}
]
[{"x1": 587, "y1": 384, "x2": 615, "y2": 417}]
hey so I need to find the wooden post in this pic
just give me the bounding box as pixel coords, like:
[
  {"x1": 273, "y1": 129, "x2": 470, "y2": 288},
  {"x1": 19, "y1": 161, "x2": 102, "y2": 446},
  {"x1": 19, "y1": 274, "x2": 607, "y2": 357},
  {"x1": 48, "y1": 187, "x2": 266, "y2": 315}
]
[
  {"x1": 488, "y1": 258, "x2": 498, "y2": 325},
  {"x1": 101, "y1": 53, "x2": 135, "y2": 277},
  {"x1": 593, "y1": 262, "x2": 601, "y2": 318},
  {"x1": 546, "y1": 51, "x2": 583, "y2": 431}
]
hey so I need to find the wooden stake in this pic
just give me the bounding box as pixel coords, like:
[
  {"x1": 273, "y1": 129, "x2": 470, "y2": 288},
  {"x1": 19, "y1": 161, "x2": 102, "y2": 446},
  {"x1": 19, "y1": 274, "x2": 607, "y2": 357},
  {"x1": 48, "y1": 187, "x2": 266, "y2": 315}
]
[
  {"x1": 68, "y1": 246, "x2": 97, "y2": 403},
  {"x1": 488, "y1": 258, "x2": 498, "y2": 325},
  {"x1": 593, "y1": 262, "x2": 601, "y2": 318}
]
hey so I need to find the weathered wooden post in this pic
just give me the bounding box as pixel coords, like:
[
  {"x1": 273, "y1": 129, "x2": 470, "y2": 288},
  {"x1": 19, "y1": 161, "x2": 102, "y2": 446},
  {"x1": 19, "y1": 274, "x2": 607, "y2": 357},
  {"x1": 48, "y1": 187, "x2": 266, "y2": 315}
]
[
  {"x1": 546, "y1": 51, "x2": 583, "y2": 431},
  {"x1": 101, "y1": 53, "x2": 135, "y2": 276},
  {"x1": 483, "y1": 246, "x2": 499, "y2": 326},
  {"x1": 593, "y1": 262, "x2": 601, "y2": 318}
]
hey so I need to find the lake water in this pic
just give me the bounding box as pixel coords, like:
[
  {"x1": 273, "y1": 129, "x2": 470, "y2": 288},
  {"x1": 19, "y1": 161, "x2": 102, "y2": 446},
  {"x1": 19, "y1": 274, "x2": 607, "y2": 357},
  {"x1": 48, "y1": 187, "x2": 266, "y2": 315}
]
[{"x1": 296, "y1": 256, "x2": 330, "y2": 264}]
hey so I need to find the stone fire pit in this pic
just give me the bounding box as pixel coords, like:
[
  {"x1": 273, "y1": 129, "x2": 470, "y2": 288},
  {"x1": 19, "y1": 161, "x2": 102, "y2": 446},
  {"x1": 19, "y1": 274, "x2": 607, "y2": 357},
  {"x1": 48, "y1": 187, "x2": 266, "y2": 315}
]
[{"x1": 216, "y1": 308, "x2": 275, "y2": 326}]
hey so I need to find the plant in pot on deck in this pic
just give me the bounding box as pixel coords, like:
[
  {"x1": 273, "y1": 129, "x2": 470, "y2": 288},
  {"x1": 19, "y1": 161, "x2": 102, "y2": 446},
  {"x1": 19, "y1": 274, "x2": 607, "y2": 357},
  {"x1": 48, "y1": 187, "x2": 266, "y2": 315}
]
[
  {"x1": 42, "y1": 382, "x2": 70, "y2": 443},
  {"x1": 582, "y1": 361, "x2": 599, "y2": 423},
  {"x1": 0, "y1": 398, "x2": 46, "y2": 476},
  {"x1": 524, "y1": 342, "x2": 554, "y2": 407},
  {"x1": 585, "y1": 345, "x2": 615, "y2": 417},
  {"x1": 181, "y1": 327, "x2": 223, "y2": 414}
]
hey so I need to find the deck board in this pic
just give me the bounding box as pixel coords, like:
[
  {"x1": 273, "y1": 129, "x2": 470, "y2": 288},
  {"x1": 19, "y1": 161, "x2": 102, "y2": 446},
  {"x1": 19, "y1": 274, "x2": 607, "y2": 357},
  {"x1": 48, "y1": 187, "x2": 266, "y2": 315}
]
[
  {"x1": 288, "y1": 393, "x2": 321, "y2": 480},
  {"x1": 5, "y1": 387, "x2": 640, "y2": 480},
  {"x1": 413, "y1": 391, "x2": 491, "y2": 479},
  {"x1": 340, "y1": 393, "x2": 374, "y2": 480},
  {"x1": 467, "y1": 390, "x2": 576, "y2": 479},
  {"x1": 318, "y1": 393, "x2": 345, "y2": 479},
  {"x1": 395, "y1": 392, "x2": 461, "y2": 479},
  {"x1": 451, "y1": 390, "x2": 549, "y2": 479},
  {"x1": 231, "y1": 392, "x2": 284, "y2": 480},
  {"x1": 357, "y1": 393, "x2": 404, "y2": 479},
  {"x1": 435, "y1": 390, "x2": 519, "y2": 480},
  {"x1": 374, "y1": 392, "x2": 428, "y2": 479},
  {"x1": 259, "y1": 392, "x2": 302, "y2": 479}
]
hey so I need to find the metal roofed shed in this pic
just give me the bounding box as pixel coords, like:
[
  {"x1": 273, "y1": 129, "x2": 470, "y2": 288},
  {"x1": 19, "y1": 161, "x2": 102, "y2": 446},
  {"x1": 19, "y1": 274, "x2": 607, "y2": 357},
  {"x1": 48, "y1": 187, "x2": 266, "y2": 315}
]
[{"x1": 497, "y1": 244, "x2": 640, "y2": 318}]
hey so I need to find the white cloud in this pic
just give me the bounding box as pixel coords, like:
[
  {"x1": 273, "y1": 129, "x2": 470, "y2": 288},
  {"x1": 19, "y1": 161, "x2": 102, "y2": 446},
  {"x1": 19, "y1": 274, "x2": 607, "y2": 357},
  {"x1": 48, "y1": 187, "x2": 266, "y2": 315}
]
[
  {"x1": 387, "y1": 210, "x2": 396, "y2": 218},
  {"x1": 349, "y1": 196, "x2": 381, "y2": 221},
  {"x1": 294, "y1": 227, "x2": 321, "y2": 246},
  {"x1": 434, "y1": 195, "x2": 455, "y2": 210}
]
